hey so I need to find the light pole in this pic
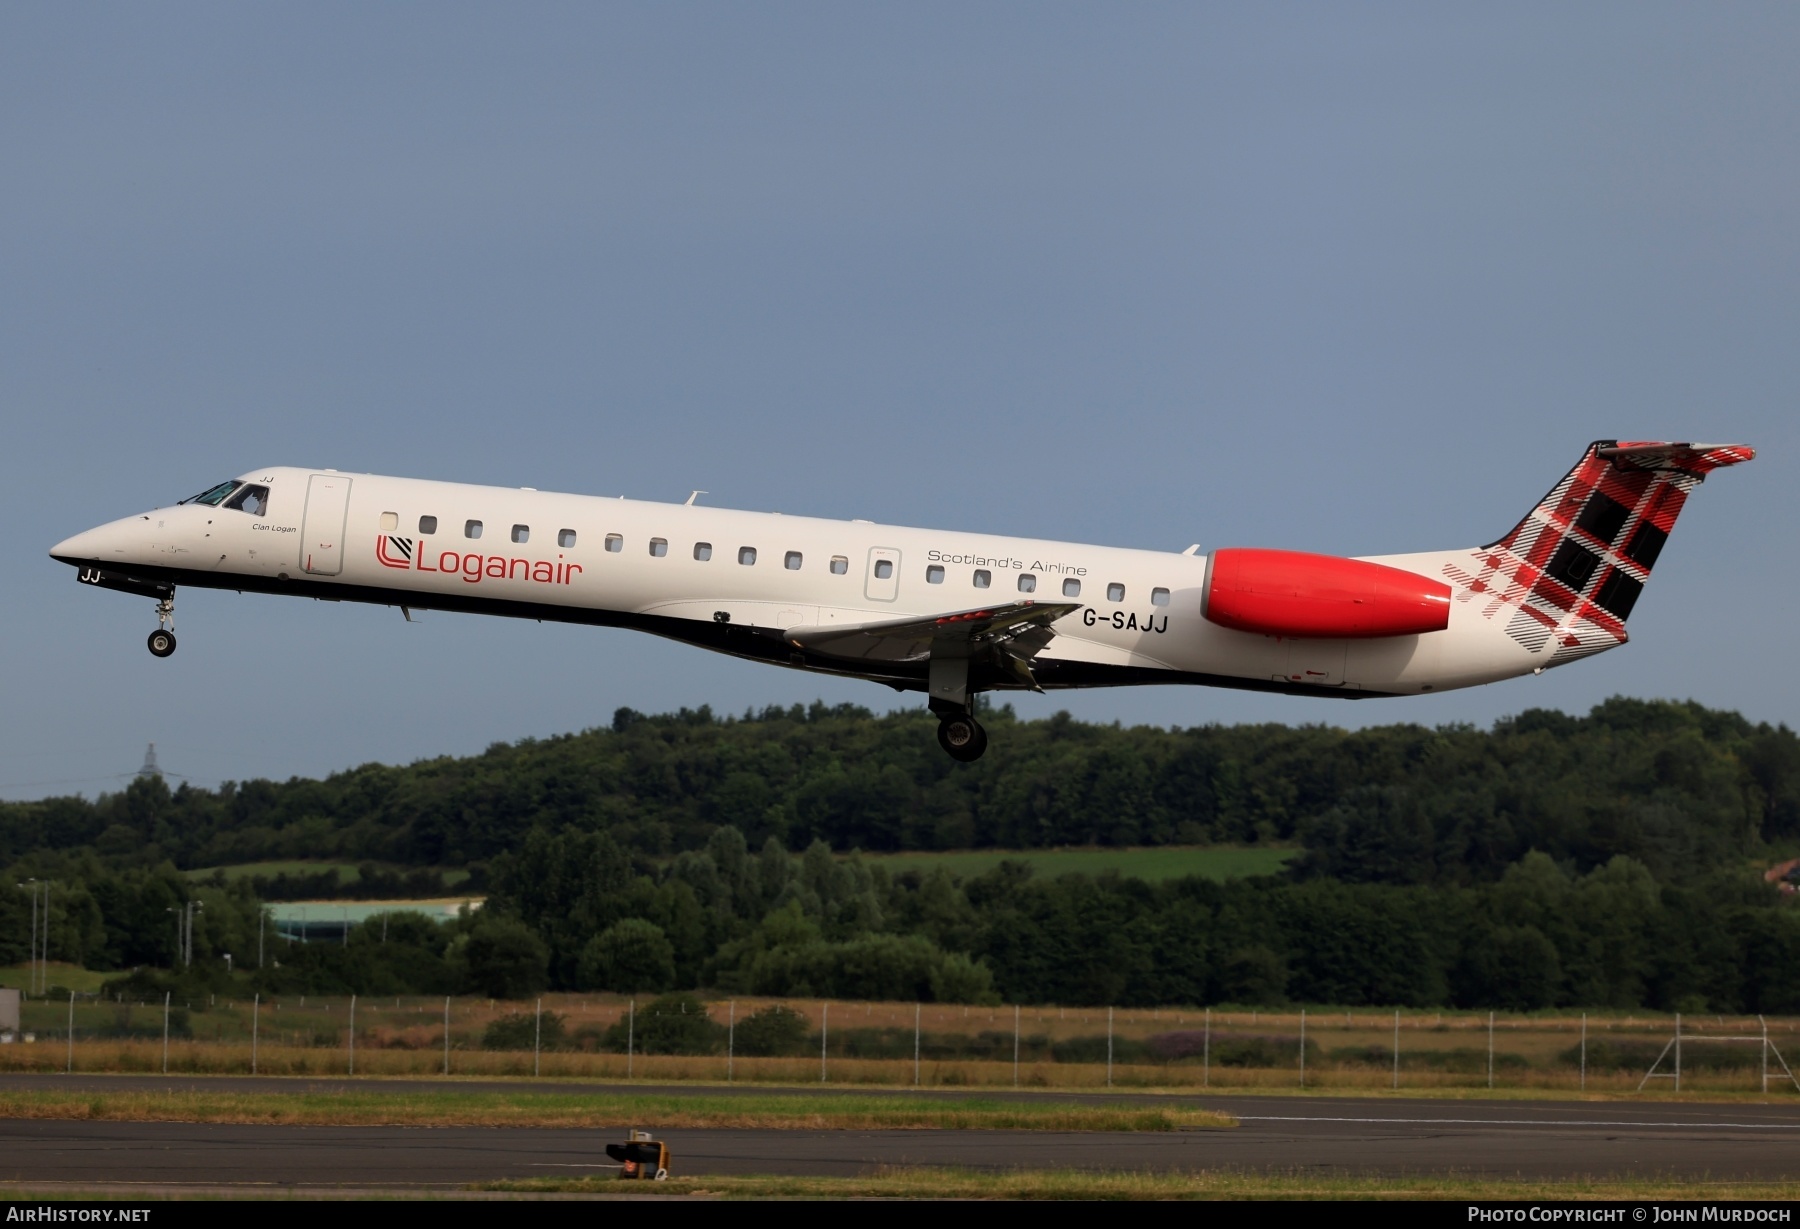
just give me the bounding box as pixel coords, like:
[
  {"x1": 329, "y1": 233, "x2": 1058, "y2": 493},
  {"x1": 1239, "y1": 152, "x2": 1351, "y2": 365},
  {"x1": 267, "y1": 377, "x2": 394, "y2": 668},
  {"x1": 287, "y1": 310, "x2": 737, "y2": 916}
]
[
  {"x1": 16, "y1": 882, "x2": 35, "y2": 997},
  {"x1": 184, "y1": 900, "x2": 203, "y2": 966}
]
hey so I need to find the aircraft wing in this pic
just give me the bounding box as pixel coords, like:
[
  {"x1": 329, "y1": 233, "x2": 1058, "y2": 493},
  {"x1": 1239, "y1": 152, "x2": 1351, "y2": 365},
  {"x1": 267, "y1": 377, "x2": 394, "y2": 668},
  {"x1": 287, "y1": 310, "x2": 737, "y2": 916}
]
[{"x1": 787, "y1": 600, "x2": 1082, "y2": 689}]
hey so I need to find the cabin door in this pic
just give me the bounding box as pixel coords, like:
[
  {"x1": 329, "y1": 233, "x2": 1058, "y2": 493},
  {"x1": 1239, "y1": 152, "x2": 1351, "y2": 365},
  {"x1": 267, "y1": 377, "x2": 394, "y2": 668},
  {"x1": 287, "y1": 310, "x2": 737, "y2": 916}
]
[
  {"x1": 864, "y1": 547, "x2": 901, "y2": 602},
  {"x1": 300, "y1": 474, "x2": 353, "y2": 576}
]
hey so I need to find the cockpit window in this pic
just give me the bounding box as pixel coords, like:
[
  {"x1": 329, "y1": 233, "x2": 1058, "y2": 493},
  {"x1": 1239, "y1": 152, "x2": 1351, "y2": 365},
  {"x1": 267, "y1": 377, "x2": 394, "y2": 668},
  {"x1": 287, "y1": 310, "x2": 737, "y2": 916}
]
[
  {"x1": 181, "y1": 481, "x2": 239, "y2": 506},
  {"x1": 223, "y1": 484, "x2": 270, "y2": 517}
]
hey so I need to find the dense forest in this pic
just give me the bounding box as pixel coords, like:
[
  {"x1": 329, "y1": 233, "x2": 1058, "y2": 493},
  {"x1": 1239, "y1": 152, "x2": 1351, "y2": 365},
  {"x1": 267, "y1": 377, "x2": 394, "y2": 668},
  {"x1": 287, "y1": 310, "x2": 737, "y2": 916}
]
[
  {"x1": 4, "y1": 698, "x2": 1800, "y2": 1012},
  {"x1": 3, "y1": 696, "x2": 1797, "y2": 883}
]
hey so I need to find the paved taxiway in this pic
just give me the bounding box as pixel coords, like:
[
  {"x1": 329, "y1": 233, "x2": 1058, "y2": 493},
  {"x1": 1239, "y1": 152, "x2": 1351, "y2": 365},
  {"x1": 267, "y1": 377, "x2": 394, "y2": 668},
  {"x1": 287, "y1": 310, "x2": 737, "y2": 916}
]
[{"x1": 2, "y1": 1076, "x2": 1799, "y2": 1188}]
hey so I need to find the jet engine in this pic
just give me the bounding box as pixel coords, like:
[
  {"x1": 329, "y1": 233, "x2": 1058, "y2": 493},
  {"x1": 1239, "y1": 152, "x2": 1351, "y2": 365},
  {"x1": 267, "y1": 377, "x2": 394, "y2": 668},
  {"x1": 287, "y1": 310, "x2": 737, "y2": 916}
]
[{"x1": 1202, "y1": 548, "x2": 1451, "y2": 639}]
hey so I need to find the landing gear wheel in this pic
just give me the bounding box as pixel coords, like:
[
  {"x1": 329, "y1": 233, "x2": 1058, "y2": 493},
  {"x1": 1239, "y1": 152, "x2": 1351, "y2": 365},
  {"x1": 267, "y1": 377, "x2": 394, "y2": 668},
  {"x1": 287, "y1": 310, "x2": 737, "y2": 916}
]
[
  {"x1": 147, "y1": 629, "x2": 177, "y2": 658},
  {"x1": 937, "y1": 715, "x2": 988, "y2": 762}
]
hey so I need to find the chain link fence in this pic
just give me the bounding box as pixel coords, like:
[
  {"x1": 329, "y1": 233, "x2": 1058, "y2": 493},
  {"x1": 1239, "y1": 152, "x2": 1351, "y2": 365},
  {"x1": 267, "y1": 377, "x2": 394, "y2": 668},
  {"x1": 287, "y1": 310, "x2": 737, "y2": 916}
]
[{"x1": 2, "y1": 990, "x2": 1796, "y2": 1093}]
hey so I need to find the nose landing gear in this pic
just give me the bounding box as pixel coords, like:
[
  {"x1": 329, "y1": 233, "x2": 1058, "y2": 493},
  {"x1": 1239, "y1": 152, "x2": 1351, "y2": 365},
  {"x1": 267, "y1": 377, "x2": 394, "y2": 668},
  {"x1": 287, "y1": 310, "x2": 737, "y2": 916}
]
[{"x1": 147, "y1": 592, "x2": 177, "y2": 658}]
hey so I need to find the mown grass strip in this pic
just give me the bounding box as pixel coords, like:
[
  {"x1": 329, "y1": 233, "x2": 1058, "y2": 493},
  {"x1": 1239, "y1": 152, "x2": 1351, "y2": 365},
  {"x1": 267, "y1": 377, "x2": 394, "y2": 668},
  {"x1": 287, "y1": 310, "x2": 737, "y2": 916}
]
[
  {"x1": 0, "y1": 1089, "x2": 1234, "y2": 1132},
  {"x1": 475, "y1": 1167, "x2": 1800, "y2": 1201}
]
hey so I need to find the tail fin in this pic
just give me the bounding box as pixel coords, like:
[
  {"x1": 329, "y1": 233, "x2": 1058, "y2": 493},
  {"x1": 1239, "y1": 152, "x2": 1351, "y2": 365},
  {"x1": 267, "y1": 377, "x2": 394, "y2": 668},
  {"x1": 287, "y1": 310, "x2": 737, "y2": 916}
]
[{"x1": 1445, "y1": 440, "x2": 1754, "y2": 663}]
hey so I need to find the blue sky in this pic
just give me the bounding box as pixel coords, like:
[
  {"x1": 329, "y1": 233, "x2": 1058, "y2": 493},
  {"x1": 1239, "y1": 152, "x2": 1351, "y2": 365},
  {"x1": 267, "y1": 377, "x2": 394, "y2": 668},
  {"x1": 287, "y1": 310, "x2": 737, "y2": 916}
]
[{"x1": 3, "y1": 4, "x2": 1794, "y2": 798}]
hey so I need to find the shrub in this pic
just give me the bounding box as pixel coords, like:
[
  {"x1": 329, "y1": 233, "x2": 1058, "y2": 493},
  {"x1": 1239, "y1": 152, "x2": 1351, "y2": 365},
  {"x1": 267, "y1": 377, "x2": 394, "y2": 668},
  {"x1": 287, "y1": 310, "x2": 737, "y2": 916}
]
[
  {"x1": 482, "y1": 1010, "x2": 567, "y2": 1051},
  {"x1": 1141, "y1": 1032, "x2": 1323, "y2": 1068},
  {"x1": 603, "y1": 992, "x2": 724, "y2": 1055},
  {"x1": 731, "y1": 1004, "x2": 810, "y2": 1056}
]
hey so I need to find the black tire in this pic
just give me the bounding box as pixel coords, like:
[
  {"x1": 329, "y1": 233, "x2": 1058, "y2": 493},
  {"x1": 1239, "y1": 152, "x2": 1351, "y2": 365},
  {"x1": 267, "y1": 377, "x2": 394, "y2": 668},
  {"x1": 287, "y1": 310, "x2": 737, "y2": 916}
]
[
  {"x1": 147, "y1": 630, "x2": 176, "y2": 658},
  {"x1": 936, "y1": 715, "x2": 988, "y2": 762}
]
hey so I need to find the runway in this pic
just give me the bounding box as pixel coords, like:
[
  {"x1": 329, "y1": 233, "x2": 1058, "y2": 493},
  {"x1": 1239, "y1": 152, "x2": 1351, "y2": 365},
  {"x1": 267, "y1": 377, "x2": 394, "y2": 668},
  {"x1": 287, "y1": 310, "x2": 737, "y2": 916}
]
[{"x1": 3, "y1": 1076, "x2": 1800, "y2": 1190}]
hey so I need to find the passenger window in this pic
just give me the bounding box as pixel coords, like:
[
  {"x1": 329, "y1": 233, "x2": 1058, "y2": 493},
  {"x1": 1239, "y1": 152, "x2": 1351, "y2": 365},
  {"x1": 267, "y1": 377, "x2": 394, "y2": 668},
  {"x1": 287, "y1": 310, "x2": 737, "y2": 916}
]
[
  {"x1": 875, "y1": 560, "x2": 894, "y2": 580},
  {"x1": 224, "y1": 485, "x2": 271, "y2": 517},
  {"x1": 465, "y1": 520, "x2": 483, "y2": 539},
  {"x1": 558, "y1": 529, "x2": 577, "y2": 548},
  {"x1": 379, "y1": 512, "x2": 399, "y2": 532},
  {"x1": 1107, "y1": 582, "x2": 1125, "y2": 602},
  {"x1": 650, "y1": 538, "x2": 668, "y2": 557},
  {"x1": 926, "y1": 565, "x2": 945, "y2": 584},
  {"x1": 973, "y1": 569, "x2": 991, "y2": 589},
  {"x1": 1063, "y1": 578, "x2": 1081, "y2": 597},
  {"x1": 784, "y1": 551, "x2": 802, "y2": 570},
  {"x1": 830, "y1": 556, "x2": 848, "y2": 575},
  {"x1": 605, "y1": 534, "x2": 622, "y2": 553},
  {"x1": 738, "y1": 546, "x2": 757, "y2": 566},
  {"x1": 511, "y1": 524, "x2": 530, "y2": 544},
  {"x1": 1018, "y1": 574, "x2": 1037, "y2": 593},
  {"x1": 1151, "y1": 587, "x2": 1170, "y2": 607},
  {"x1": 694, "y1": 542, "x2": 713, "y2": 561},
  {"x1": 419, "y1": 515, "x2": 438, "y2": 535}
]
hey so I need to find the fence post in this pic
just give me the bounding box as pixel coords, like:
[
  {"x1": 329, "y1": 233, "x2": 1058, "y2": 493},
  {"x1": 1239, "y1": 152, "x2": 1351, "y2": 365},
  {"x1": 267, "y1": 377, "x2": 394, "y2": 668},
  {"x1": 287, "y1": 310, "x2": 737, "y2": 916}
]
[
  {"x1": 162, "y1": 991, "x2": 170, "y2": 1074},
  {"x1": 627, "y1": 999, "x2": 635, "y2": 1080},
  {"x1": 727, "y1": 1000, "x2": 735, "y2": 1083},
  {"x1": 534, "y1": 998, "x2": 542, "y2": 1078},
  {"x1": 1299, "y1": 1008, "x2": 1306, "y2": 1088},
  {"x1": 1106, "y1": 1007, "x2": 1114, "y2": 1087},
  {"x1": 1487, "y1": 1011, "x2": 1494, "y2": 1090},
  {"x1": 1393, "y1": 1009, "x2": 1400, "y2": 1091},
  {"x1": 1763, "y1": 1015, "x2": 1770, "y2": 1095},
  {"x1": 1674, "y1": 1012, "x2": 1682, "y2": 1093},
  {"x1": 914, "y1": 1003, "x2": 921, "y2": 1087},
  {"x1": 443, "y1": 997, "x2": 451, "y2": 1076},
  {"x1": 1013, "y1": 1004, "x2": 1020, "y2": 1087},
  {"x1": 1580, "y1": 1013, "x2": 1587, "y2": 1092},
  {"x1": 252, "y1": 994, "x2": 259, "y2": 1075},
  {"x1": 348, "y1": 995, "x2": 356, "y2": 1076},
  {"x1": 1203, "y1": 1007, "x2": 1210, "y2": 1088},
  {"x1": 820, "y1": 1001, "x2": 829, "y2": 1083},
  {"x1": 66, "y1": 991, "x2": 74, "y2": 1074}
]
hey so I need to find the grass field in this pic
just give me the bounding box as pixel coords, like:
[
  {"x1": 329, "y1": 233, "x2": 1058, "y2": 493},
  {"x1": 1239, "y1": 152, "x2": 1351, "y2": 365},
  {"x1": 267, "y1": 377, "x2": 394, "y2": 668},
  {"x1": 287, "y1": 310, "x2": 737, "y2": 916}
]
[
  {"x1": 0, "y1": 1088, "x2": 1232, "y2": 1132},
  {"x1": 0, "y1": 963, "x2": 110, "y2": 994},
  {"x1": 475, "y1": 1169, "x2": 1800, "y2": 1201},
  {"x1": 852, "y1": 846, "x2": 1295, "y2": 882}
]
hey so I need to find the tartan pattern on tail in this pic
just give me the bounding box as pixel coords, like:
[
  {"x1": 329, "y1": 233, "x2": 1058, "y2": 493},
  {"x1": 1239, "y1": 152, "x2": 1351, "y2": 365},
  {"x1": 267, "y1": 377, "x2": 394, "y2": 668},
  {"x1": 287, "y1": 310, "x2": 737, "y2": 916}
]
[{"x1": 1441, "y1": 441, "x2": 1753, "y2": 662}]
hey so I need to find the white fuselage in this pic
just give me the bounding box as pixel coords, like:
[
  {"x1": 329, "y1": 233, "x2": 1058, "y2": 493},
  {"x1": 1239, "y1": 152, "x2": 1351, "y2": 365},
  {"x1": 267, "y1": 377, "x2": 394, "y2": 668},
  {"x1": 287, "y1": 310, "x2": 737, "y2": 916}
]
[{"x1": 50, "y1": 466, "x2": 1551, "y2": 700}]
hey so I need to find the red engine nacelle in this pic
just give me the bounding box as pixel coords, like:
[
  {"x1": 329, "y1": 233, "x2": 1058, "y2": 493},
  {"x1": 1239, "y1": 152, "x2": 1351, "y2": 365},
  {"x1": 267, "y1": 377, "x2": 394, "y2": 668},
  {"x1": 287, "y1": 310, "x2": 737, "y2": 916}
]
[{"x1": 1202, "y1": 548, "x2": 1451, "y2": 639}]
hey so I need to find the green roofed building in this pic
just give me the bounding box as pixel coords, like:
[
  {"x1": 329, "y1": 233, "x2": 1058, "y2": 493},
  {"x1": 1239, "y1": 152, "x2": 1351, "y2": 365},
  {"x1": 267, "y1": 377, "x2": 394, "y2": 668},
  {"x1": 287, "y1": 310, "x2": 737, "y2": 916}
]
[{"x1": 269, "y1": 899, "x2": 480, "y2": 943}]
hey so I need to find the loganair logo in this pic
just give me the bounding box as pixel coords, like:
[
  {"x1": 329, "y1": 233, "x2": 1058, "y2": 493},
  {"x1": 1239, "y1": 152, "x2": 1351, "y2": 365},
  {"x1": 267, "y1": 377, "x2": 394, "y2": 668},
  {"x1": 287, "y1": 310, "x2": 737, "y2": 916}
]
[{"x1": 376, "y1": 535, "x2": 583, "y2": 586}]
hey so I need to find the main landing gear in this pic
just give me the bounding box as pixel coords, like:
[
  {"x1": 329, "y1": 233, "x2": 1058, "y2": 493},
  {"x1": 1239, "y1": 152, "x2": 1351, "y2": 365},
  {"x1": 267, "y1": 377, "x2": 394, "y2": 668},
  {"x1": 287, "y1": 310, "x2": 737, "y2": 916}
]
[
  {"x1": 935, "y1": 712, "x2": 988, "y2": 763},
  {"x1": 928, "y1": 644, "x2": 989, "y2": 761},
  {"x1": 147, "y1": 591, "x2": 177, "y2": 658}
]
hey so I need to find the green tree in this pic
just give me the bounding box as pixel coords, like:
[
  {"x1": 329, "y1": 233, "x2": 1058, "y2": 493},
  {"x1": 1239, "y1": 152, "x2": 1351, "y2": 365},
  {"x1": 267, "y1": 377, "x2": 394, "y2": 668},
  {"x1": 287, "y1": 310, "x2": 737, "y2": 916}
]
[
  {"x1": 579, "y1": 919, "x2": 676, "y2": 993},
  {"x1": 457, "y1": 916, "x2": 549, "y2": 999}
]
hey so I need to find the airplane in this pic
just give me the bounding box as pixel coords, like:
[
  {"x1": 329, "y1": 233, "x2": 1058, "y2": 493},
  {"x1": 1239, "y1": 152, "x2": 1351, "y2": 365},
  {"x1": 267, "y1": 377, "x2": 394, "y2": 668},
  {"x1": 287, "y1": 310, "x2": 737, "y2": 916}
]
[{"x1": 49, "y1": 439, "x2": 1753, "y2": 761}]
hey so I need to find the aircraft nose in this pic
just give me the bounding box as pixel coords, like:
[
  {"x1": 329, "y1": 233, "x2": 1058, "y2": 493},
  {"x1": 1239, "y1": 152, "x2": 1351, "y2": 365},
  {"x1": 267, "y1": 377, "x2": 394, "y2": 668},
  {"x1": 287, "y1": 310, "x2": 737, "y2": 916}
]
[{"x1": 50, "y1": 525, "x2": 115, "y2": 564}]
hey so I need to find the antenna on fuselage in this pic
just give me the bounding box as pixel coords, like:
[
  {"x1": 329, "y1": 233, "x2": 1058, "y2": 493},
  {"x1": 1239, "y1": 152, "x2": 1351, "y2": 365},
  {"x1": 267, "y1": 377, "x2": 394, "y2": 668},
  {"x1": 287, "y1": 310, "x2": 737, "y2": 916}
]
[{"x1": 685, "y1": 491, "x2": 707, "y2": 506}]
